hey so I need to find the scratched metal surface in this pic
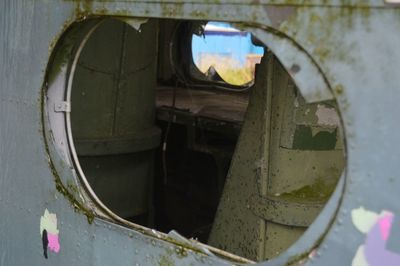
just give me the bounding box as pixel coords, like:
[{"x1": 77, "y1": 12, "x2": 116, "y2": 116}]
[{"x1": 1, "y1": 0, "x2": 400, "y2": 266}]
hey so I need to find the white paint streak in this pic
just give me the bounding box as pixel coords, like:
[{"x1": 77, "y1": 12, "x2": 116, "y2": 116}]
[
  {"x1": 352, "y1": 245, "x2": 370, "y2": 266},
  {"x1": 40, "y1": 209, "x2": 59, "y2": 236},
  {"x1": 351, "y1": 206, "x2": 379, "y2": 233},
  {"x1": 315, "y1": 104, "x2": 340, "y2": 127},
  {"x1": 121, "y1": 18, "x2": 149, "y2": 32}
]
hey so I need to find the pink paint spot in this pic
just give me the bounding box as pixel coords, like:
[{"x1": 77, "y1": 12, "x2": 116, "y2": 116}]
[
  {"x1": 47, "y1": 233, "x2": 60, "y2": 253},
  {"x1": 364, "y1": 211, "x2": 400, "y2": 266},
  {"x1": 379, "y1": 213, "x2": 394, "y2": 241}
]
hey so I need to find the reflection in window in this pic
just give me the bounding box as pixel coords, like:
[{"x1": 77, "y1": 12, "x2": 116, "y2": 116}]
[{"x1": 192, "y1": 22, "x2": 264, "y2": 86}]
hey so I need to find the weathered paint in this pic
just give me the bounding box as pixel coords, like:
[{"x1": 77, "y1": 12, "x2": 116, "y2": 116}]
[
  {"x1": 40, "y1": 209, "x2": 61, "y2": 257},
  {"x1": 209, "y1": 53, "x2": 344, "y2": 260},
  {"x1": 1, "y1": 1, "x2": 400, "y2": 266},
  {"x1": 351, "y1": 207, "x2": 380, "y2": 234},
  {"x1": 292, "y1": 126, "x2": 337, "y2": 150},
  {"x1": 315, "y1": 104, "x2": 340, "y2": 127}
]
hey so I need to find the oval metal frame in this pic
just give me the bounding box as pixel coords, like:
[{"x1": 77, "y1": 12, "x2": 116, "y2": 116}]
[{"x1": 44, "y1": 15, "x2": 346, "y2": 266}]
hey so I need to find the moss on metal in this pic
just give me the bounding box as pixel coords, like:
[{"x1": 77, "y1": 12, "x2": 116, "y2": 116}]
[
  {"x1": 47, "y1": 151, "x2": 95, "y2": 224},
  {"x1": 159, "y1": 255, "x2": 175, "y2": 266},
  {"x1": 41, "y1": 40, "x2": 96, "y2": 224},
  {"x1": 279, "y1": 177, "x2": 338, "y2": 203}
]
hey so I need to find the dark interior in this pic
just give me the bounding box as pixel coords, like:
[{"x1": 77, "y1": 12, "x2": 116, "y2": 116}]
[{"x1": 152, "y1": 87, "x2": 249, "y2": 242}]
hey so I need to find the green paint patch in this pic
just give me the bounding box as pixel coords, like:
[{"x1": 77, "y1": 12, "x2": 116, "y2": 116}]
[
  {"x1": 293, "y1": 125, "x2": 336, "y2": 150},
  {"x1": 279, "y1": 178, "x2": 337, "y2": 203}
]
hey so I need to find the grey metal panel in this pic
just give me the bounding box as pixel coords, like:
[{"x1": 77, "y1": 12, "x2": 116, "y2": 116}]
[
  {"x1": 248, "y1": 194, "x2": 324, "y2": 227},
  {"x1": 69, "y1": 18, "x2": 160, "y2": 218},
  {"x1": 265, "y1": 175, "x2": 345, "y2": 266},
  {"x1": 1, "y1": 1, "x2": 400, "y2": 266},
  {"x1": 71, "y1": 66, "x2": 117, "y2": 138},
  {"x1": 70, "y1": 0, "x2": 400, "y2": 9},
  {"x1": 209, "y1": 55, "x2": 275, "y2": 261},
  {"x1": 295, "y1": 8, "x2": 400, "y2": 266}
]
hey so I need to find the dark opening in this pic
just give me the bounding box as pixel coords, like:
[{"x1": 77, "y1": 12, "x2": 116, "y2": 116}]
[{"x1": 154, "y1": 87, "x2": 249, "y2": 242}]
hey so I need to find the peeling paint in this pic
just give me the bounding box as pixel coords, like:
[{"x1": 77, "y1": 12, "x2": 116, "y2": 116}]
[
  {"x1": 351, "y1": 207, "x2": 379, "y2": 234},
  {"x1": 315, "y1": 104, "x2": 340, "y2": 127},
  {"x1": 40, "y1": 209, "x2": 60, "y2": 258},
  {"x1": 292, "y1": 125, "x2": 337, "y2": 150}
]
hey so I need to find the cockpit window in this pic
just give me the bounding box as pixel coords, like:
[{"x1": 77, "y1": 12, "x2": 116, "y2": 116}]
[{"x1": 191, "y1": 22, "x2": 264, "y2": 86}]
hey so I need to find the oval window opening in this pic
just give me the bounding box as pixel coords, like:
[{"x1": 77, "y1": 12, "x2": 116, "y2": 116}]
[
  {"x1": 191, "y1": 22, "x2": 264, "y2": 86},
  {"x1": 62, "y1": 18, "x2": 346, "y2": 263}
]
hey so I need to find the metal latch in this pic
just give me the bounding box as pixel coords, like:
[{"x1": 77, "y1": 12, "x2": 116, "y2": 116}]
[{"x1": 54, "y1": 101, "x2": 71, "y2": 112}]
